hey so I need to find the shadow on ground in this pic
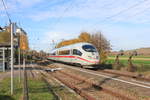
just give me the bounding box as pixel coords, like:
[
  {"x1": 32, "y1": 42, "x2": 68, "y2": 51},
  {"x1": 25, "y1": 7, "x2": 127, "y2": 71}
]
[
  {"x1": 88, "y1": 64, "x2": 113, "y2": 70},
  {"x1": 14, "y1": 67, "x2": 42, "y2": 71},
  {"x1": 98, "y1": 75, "x2": 119, "y2": 85},
  {"x1": 29, "y1": 87, "x2": 50, "y2": 93},
  {"x1": 13, "y1": 60, "x2": 113, "y2": 72},
  {"x1": 0, "y1": 95, "x2": 15, "y2": 100},
  {"x1": 37, "y1": 60, "x2": 54, "y2": 66}
]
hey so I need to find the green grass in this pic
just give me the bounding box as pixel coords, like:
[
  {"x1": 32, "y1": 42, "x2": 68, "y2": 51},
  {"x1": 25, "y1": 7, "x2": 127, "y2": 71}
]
[
  {"x1": 0, "y1": 77, "x2": 55, "y2": 100},
  {"x1": 136, "y1": 64, "x2": 150, "y2": 72},
  {"x1": 52, "y1": 85, "x2": 79, "y2": 100},
  {"x1": 109, "y1": 55, "x2": 150, "y2": 58},
  {"x1": 107, "y1": 59, "x2": 150, "y2": 65},
  {"x1": 0, "y1": 78, "x2": 22, "y2": 100},
  {"x1": 28, "y1": 78, "x2": 55, "y2": 100},
  {"x1": 107, "y1": 59, "x2": 150, "y2": 72}
]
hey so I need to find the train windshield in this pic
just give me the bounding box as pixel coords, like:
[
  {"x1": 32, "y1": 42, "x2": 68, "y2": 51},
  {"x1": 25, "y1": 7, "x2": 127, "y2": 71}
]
[{"x1": 82, "y1": 45, "x2": 96, "y2": 52}]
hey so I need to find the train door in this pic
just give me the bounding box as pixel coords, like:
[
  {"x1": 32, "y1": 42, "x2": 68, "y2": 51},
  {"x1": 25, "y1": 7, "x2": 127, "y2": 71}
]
[
  {"x1": 72, "y1": 49, "x2": 82, "y2": 65},
  {"x1": 70, "y1": 49, "x2": 73, "y2": 63}
]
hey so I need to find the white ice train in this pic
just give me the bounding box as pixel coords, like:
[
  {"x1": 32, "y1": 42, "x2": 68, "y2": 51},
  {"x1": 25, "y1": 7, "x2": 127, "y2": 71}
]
[{"x1": 47, "y1": 43, "x2": 100, "y2": 67}]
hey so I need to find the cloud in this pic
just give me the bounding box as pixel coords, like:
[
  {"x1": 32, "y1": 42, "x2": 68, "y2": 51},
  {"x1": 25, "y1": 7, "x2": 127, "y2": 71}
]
[
  {"x1": 27, "y1": 0, "x2": 150, "y2": 24},
  {"x1": 1, "y1": 0, "x2": 150, "y2": 51},
  {"x1": 34, "y1": 31, "x2": 78, "y2": 52},
  {"x1": 15, "y1": 0, "x2": 43, "y2": 7},
  {"x1": 2, "y1": 0, "x2": 150, "y2": 23},
  {"x1": 0, "y1": 0, "x2": 44, "y2": 13},
  {"x1": 41, "y1": 31, "x2": 76, "y2": 44}
]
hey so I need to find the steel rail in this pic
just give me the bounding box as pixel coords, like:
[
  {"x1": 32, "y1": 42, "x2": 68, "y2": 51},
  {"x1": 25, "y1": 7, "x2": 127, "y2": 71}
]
[
  {"x1": 60, "y1": 71, "x2": 136, "y2": 100},
  {"x1": 63, "y1": 65, "x2": 150, "y2": 89}
]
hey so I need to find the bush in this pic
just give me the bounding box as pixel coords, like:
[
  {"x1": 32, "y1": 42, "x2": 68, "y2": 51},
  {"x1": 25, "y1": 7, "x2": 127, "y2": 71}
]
[
  {"x1": 137, "y1": 64, "x2": 150, "y2": 72},
  {"x1": 112, "y1": 63, "x2": 125, "y2": 70},
  {"x1": 126, "y1": 64, "x2": 137, "y2": 72}
]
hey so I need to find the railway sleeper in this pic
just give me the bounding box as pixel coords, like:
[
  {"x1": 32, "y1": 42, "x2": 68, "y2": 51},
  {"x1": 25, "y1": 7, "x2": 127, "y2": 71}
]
[
  {"x1": 101, "y1": 70, "x2": 150, "y2": 82},
  {"x1": 52, "y1": 73, "x2": 96, "y2": 100},
  {"x1": 59, "y1": 70, "x2": 137, "y2": 100}
]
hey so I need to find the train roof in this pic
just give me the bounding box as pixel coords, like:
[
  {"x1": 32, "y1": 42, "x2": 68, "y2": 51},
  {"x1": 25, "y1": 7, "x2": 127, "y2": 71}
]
[{"x1": 50, "y1": 42, "x2": 93, "y2": 53}]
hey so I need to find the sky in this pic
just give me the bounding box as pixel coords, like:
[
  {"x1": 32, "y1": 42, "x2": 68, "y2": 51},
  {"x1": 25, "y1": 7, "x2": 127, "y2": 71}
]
[{"x1": 0, "y1": 0, "x2": 150, "y2": 52}]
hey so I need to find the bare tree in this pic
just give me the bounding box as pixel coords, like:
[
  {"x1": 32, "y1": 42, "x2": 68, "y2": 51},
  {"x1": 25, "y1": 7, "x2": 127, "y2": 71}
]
[
  {"x1": 91, "y1": 32, "x2": 111, "y2": 51},
  {"x1": 90, "y1": 32, "x2": 111, "y2": 63},
  {"x1": 132, "y1": 50, "x2": 138, "y2": 56}
]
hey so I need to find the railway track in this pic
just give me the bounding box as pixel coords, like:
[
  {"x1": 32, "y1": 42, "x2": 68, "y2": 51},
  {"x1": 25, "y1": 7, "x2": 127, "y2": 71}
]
[
  {"x1": 60, "y1": 70, "x2": 137, "y2": 100},
  {"x1": 45, "y1": 63, "x2": 150, "y2": 100},
  {"x1": 51, "y1": 72, "x2": 96, "y2": 100},
  {"x1": 40, "y1": 69, "x2": 85, "y2": 100},
  {"x1": 59, "y1": 64, "x2": 150, "y2": 89},
  {"x1": 97, "y1": 69, "x2": 150, "y2": 82},
  {"x1": 49, "y1": 71, "x2": 128, "y2": 100},
  {"x1": 44, "y1": 68, "x2": 136, "y2": 99}
]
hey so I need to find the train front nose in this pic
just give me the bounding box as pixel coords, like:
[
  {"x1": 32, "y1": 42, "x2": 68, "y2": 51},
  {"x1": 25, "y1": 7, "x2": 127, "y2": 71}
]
[{"x1": 89, "y1": 52, "x2": 100, "y2": 64}]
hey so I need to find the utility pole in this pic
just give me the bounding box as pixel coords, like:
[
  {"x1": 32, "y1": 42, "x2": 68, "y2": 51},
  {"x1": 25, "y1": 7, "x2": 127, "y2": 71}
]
[
  {"x1": 52, "y1": 40, "x2": 55, "y2": 49},
  {"x1": 23, "y1": 51, "x2": 29, "y2": 100},
  {"x1": 100, "y1": 33, "x2": 102, "y2": 51},
  {"x1": 11, "y1": 23, "x2": 14, "y2": 95},
  {"x1": 18, "y1": 32, "x2": 21, "y2": 83}
]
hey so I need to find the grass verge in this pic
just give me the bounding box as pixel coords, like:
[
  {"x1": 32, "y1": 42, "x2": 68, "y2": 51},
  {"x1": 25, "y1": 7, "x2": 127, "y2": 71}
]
[
  {"x1": 28, "y1": 78, "x2": 55, "y2": 100},
  {"x1": 0, "y1": 78, "x2": 22, "y2": 100}
]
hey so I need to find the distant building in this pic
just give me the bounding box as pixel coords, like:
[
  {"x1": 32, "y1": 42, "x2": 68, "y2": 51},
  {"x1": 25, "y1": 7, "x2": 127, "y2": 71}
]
[{"x1": 0, "y1": 23, "x2": 29, "y2": 71}]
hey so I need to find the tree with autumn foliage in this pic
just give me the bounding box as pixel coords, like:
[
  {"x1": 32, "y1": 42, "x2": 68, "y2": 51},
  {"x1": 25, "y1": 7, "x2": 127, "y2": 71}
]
[
  {"x1": 0, "y1": 31, "x2": 11, "y2": 44},
  {"x1": 56, "y1": 39, "x2": 82, "y2": 48},
  {"x1": 78, "y1": 32, "x2": 91, "y2": 43},
  {"x1": 56, "y1": 32, "x2": 91, "y2": 48},
  {"x1": 19, "y1": 33, "x2": 29, "y2": 50}
]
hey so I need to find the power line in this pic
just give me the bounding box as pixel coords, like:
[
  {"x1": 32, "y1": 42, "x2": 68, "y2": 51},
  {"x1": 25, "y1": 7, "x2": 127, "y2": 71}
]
[
  {"x1": 1, "y1": 0, "x2": 11, "y2": 23},
  {"x1": 104, "y1": 0, "x2": 148, "y2": 20},
  {"x1": 126, "y1": 4, "x2": 150, "y2": 18},
  {"x1": 90, "y1": 0, "x2": 149, "y2": 28},
  {"x1": 99, "y1": 0, "x2": 120, "y2": 9},
  {"x1": 52, "y1": 0, "x2": 74, "y2": 29}
]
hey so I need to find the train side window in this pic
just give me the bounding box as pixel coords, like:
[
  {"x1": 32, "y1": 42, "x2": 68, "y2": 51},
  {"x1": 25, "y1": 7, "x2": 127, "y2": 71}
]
[
  {"x1": 58, "y1": 50, "x2": 70, "y2": 55},
  {"x1": 52, "y1": 52, "x2": 56, "y2": 55},
  {"x1": 50, "y1": 52, "x2": 56, "y2": 55},
  {"x1": 73, "y1": 49, "x2": 82, "y2": 56}
]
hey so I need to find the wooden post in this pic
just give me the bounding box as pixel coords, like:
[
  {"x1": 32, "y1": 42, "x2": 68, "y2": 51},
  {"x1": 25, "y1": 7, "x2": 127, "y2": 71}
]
[{"x1": 2, "y1": 48, "x2": 5, "y2": 72}]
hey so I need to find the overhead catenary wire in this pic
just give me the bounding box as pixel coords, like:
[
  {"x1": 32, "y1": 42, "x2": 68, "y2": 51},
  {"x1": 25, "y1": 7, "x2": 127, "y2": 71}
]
[
  {"x1": 0, "y1": 0, "x2": 11, "y2": 23},
  {"x1": 126, "y1": 4, "x2": 150, "y2": 18},
  {"x1": 54, "y1": 0, "x2": 117, "y2": 28},
  {"x1": 90, "y1": 0, "x2": 149, "y2": 28},
  {"x1": 52, "y1": 0, "x2": 74, "y2": 29}
]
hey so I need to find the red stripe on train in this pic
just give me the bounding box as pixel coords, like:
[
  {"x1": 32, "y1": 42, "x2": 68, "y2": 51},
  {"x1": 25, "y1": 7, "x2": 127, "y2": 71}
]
[{"x1": 48, "y1": 55, "x2": 99, "y2": 63}]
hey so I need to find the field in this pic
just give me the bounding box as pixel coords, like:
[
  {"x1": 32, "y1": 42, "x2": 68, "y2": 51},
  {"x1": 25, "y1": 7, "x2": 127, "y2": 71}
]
[
  {"x1": 109, "y1": 55, "x2": 150, "y2": 58},
  {"x1": 107, "y1": 55, "x2": 150, "y2": 73},
  {"x1": 108, "y1": 55, "x2": 150, "y2": 65}
]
